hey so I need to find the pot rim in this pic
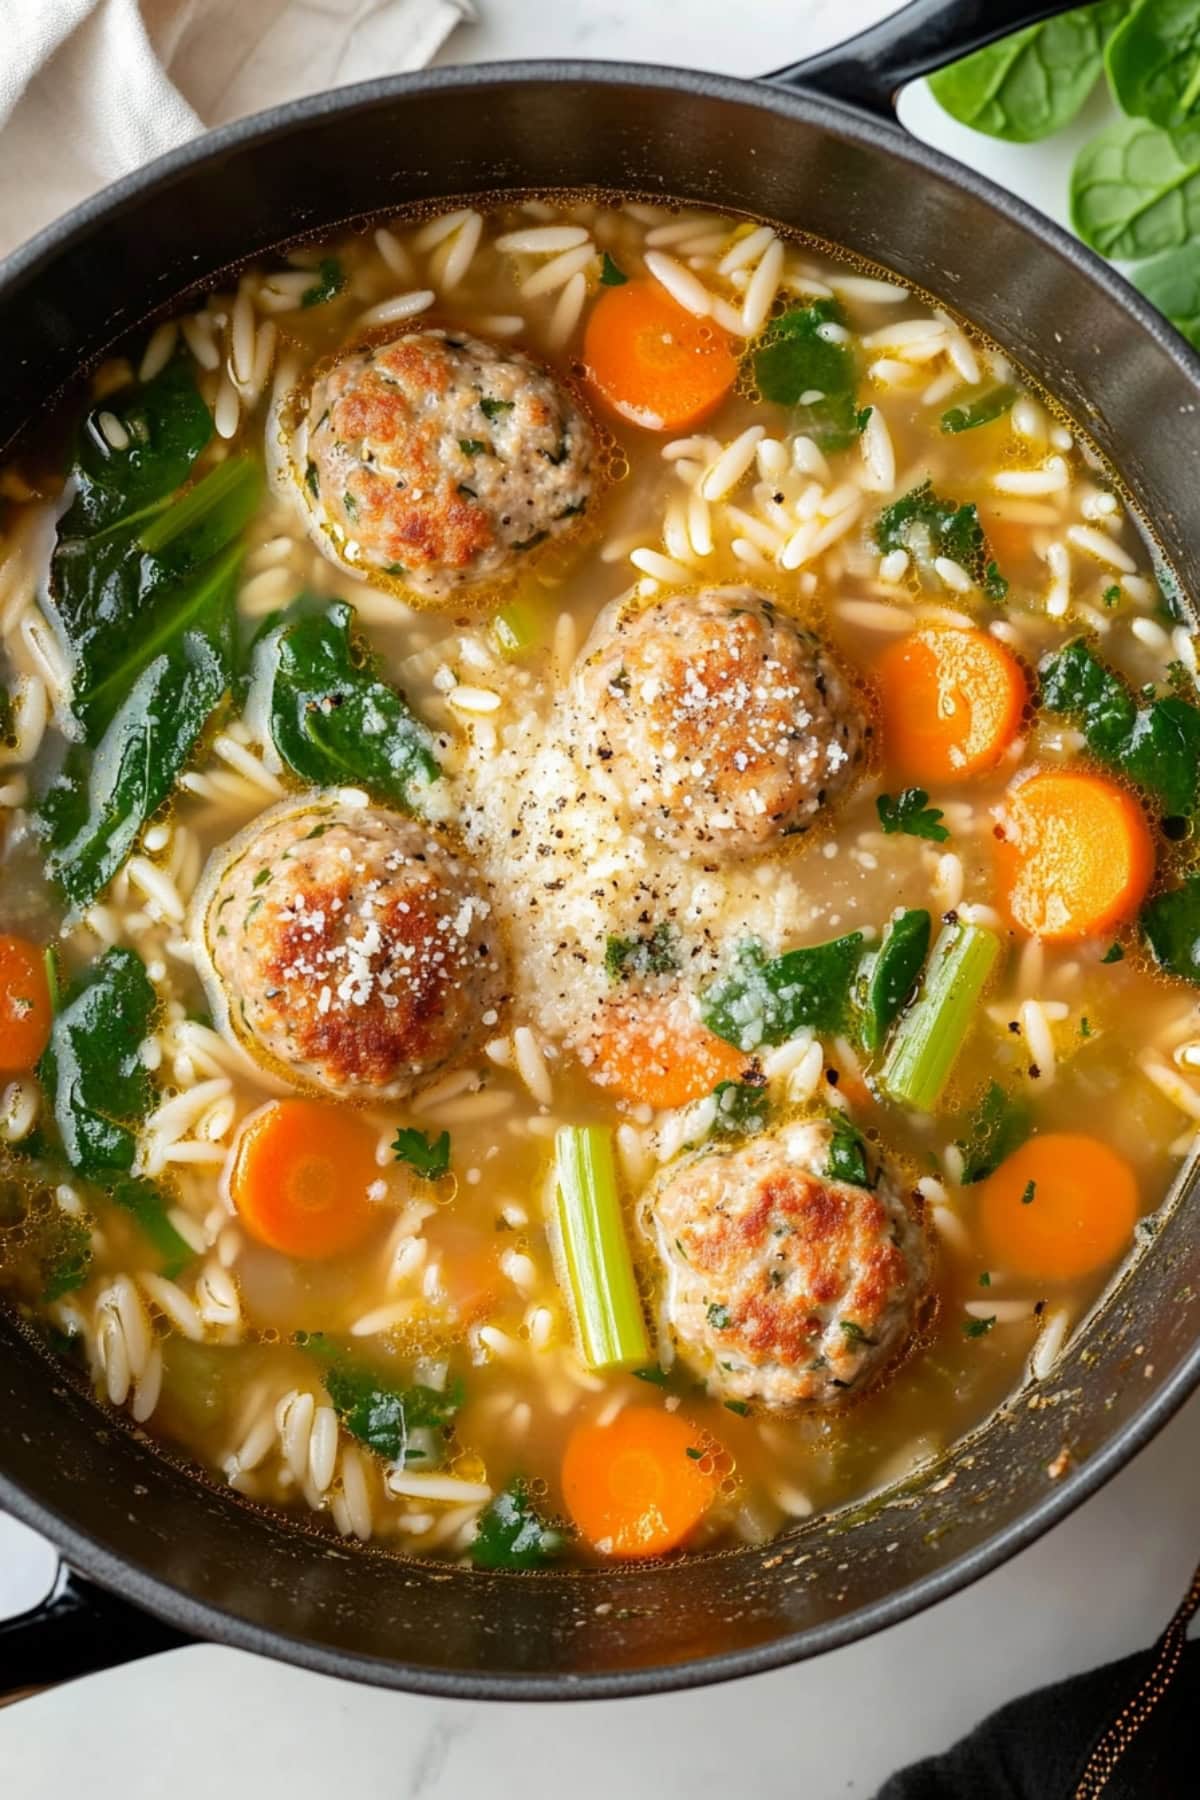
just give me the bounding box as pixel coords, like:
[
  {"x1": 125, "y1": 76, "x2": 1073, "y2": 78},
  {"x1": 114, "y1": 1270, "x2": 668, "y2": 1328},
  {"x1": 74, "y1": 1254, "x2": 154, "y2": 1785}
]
[{"x1": 3, "y1": 56, "x2": 1199, "y2": 1701}]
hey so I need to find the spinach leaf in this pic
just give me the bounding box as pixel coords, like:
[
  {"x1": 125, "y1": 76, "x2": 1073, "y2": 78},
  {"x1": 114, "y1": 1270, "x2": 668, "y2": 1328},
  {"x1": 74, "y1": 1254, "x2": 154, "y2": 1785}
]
[
  {"x1": 470, "y1": 1478, "x2": 567, "y2": 1570},
  {"x1": 251, "y1": 598, "x2": 440, "y2": 811},
  {"x1": 1107, "y1": 0, "x2": 1200, "y2": 134},
  {"x1": 301, "y1": 257, "x2": 345, "y2": 308},
  {"x1": 1142, "y1": 870, "x2": 1200, "y2": 981},
  {"x1": 41, "y1": 1214, "x2": 93, "y2": 1303},
  {"x1": 1133, "y1": 241, "x2": 1200, "y2": 346},
  {"x1": 1039, "y1": 638, "x2": 1200, "y2": 816},
  {"x1": 857, "y1": 909, "x2": 932, "y2": 1055},
  {"x1": 700, "y1": 932, "x2": 863, "y2": 1052},
  {"x1": 711, "y1": 1078, "x2": 769, "y2": 1139},
  {"x1": 826, "y1": 1113, "x2": 873, "y2": 1188},
  {"x1": 928, "y1": 3, "x2": 1123, "y2": 142},
  {"x1": 1070, "y1": 116, "x2": 1200, "y2": 259},
  {"x1": 599, "y1": 251, "x2": 627, "y2": 286},
  {"x1": 604, "y1": 922, "x2": 680, "y2": 981},
  {"x1": 957, "y1": 1080, "x2": 1032, "y2": 1184},
  {"x1": 40, "y1": 627, "x2": 231, "y2": 908},
  {"x1": 392, "y1": 1127, "x2": 451, "y2": 1180},
  {"x1": 752, "y1": 300, "x2": 865, "y2": 451},
  {"x1": 318, "y1": 1354, "x2": 464, "y2": 1465},
  {"x1": 39, "y1": 947, "x2": 156, "y2": 1178},
  {"x1": 876, "y1": 788, "x2": 950, "y2": 843},
  {"x1": 60, "y1": 354, "x2": 212, "y2": 537},
  {"x1": 940, "y1": 384, "x2": 1018, "y2": 435},
  {"x1": 109, "y1": 1176, "x2": 192, "y2": 1278},
  {"x1": 874, "y1": 480, "x2": 1007, "y2": 600}
]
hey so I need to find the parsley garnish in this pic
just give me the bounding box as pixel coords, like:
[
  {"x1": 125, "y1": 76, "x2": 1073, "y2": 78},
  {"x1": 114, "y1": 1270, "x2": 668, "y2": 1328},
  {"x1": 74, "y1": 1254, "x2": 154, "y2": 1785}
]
[
  {"x1": 876, "y1": 788, "x2": 950, "y2": 843},
  {"x1": 605, "y1": 921, "x2": 679, "y2": 981},
  {"x1": 301, "y1": 257, "x2": 345, "y2": 309},
  {"x1": 392, "y1": 1127, "x2": 451, "y2": 1180},
  {"x1": 724, "y1": 1399, "x2": 751, "y2": 1416},
  {"x1": 963, "y1": 1315, "x2": 996, "y2": 1338},
  {"x1": 875, "y1": 479, "x2": 1007, "y2": 600},
  {"x1": 839, "y1": 1319, "x2": 878, "y2": 1346},
  {"x1": 826, "y1": 1113, "x2": 873, "y2": 1188},
  {"x1": 711, "y1": 1078, "x2": 769, "y2": 1140},
  {"x1": 706, "y1": 1303, "x2": 732, "y2": 1329},
  {"x1": 459, "y1": 438, "x2": 487, "y2": 457},
  {"x1": 1020, "y1": 1179, "x2": 1037, "y2": 1206},
  {"x1": 599, "y1": 252, "x2": 627, "y2": 286},
  {"x1": 305, "y1": 460, "x2": 319, "y2": 498},
  {"x1": 1101, "y1": 942, "x2": 1125, "y2": 964},
  {"x1": 480, "y1": 397, "x2": 514, "y2": 422}
]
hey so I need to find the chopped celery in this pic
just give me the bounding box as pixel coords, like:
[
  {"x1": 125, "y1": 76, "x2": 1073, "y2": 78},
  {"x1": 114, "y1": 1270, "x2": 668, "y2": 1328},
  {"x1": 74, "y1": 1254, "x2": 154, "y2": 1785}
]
[
  {"x1": 879, "y1": 922, "x2": 1002, "y2": 1111},
  {"x1": 492, "y1": 595, "x2": 544, "y2": 658},
  {"x1": 554, "y1": 1125, "x2": 650, "y2": 1371}
]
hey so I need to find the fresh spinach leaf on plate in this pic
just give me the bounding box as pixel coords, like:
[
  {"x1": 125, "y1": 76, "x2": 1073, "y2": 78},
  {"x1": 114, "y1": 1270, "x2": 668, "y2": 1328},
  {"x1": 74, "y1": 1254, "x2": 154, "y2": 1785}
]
[
  {"x1": 1107, "y1": 0, "x2": 1200, "y2": 134},
  {"x1": 753, "y1": 300, "x2": 867, "y2": 451},
  {"x1": 928, "y1": 3, "x2": 1124, "y2": 142},
  {"x1": 1133, "y1": 240, "x2": 1200, "y2": 345},
  {"x1": 38, "y1": 946, "x2": 156, "y2": 1177},
  {"x1": 249, "y1": 597, "x2": 440, "y2": 811},
  {"x1": 1070, "y1": 116, "x2": 1200, "y2": 260}
]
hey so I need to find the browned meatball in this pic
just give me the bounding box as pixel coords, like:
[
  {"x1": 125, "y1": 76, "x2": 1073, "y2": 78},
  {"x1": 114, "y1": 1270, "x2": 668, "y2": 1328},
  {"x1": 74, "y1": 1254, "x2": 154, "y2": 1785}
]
[
  {"x1": 573, "y1": 587, "x2": 869, "y2": 857},
  {"x1": 645, "y1": 1119, "x2": 927, "y2": 1409},
  {"x1": 290, "y1": 329, "x2": 594, "y2": 598},
  {"x1": 193, "y1": 798, "x2": 506, "y2": 1099}
]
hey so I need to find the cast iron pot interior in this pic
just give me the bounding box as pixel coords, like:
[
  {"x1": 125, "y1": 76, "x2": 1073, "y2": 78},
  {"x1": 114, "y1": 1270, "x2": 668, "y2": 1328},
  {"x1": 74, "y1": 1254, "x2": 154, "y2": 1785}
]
[{"x1": 2, "y1": 30, "x2": 1200, "y2": 1700}]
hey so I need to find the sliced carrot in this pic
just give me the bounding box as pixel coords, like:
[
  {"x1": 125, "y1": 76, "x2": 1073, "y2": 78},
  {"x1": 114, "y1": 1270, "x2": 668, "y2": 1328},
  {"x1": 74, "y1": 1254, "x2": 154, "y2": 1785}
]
[
  {"x1": 978, "y1": 1133, "x2": 1138, "y2": 1282},
  {"x1": 996, "y1": 769, "x2": 1154, "y2": 943},
  {"x1": 590, "y1": 994, "x2": 748, "y2": 1109},
  {"x1": 582, "y1": 280, "x2": 737, "y2": 432},
  {"x1": 228, "y1": 1098, "x2": 382, "y2": 1260},
  {"x1": 562, "y1": 1406, "x2": 718, "y2": 1558},
  {"x1": 875, "y1": 626, "x2": 1027, "y2": 784},
  {"x1": 0, "y1": 935, "x2": 52, "y2": 1072}
]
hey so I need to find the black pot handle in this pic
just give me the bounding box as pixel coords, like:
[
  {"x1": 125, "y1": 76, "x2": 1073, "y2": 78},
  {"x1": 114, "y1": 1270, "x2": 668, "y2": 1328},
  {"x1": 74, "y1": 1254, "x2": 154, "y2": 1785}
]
[
  {"x1": 769, "y1": 0, "x2": 1077, "y2": 118},
  {"x1": 0, "y1": 1562, "x2": 190, "y2": 1701}
]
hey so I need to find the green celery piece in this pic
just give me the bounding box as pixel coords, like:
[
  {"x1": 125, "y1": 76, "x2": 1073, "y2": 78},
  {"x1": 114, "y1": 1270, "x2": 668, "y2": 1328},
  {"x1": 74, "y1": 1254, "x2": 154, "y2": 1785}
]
[
  {"x1": 879, "y1": 923, "x2": 1002, "y2": 1111},
  {"x1": 491, "y1": 596, "x2": 545, "y2": 658},
  {"x1": 1107, "y1": 0, "x2": 1200, "y2": 133},
  {"x1": 857, "y1": 909, "x2": 932, "y2": 1055},
  {"x1": 928, "y1": 3, "x2": 1124, "y2": 143},
  {"x1": 554, "y1": 1125, "x2": 649, "y2": 1371},
  {"x1": 38, "y1": 946, "x2": 156, "y2": 1176},
  {"x1": 700, "y1": 933, "x2": 863, "y2": 1052}
]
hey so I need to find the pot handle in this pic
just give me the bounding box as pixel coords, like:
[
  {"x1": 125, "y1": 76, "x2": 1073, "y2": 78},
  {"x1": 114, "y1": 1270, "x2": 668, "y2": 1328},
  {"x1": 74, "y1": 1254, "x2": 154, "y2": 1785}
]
[
  {"x1": 768, "y1": 0, "x2": 1076, "y2": 118},
  {"x1": 0, "y1": 1562, "x2": 190, "y2": 1702}
]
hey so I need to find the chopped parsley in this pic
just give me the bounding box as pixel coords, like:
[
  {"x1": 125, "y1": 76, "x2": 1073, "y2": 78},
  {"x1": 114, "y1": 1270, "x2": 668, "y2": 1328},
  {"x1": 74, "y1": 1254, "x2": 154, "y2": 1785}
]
[
  {"x1": 604, "y1": 921, "x2": 679, "y2": 981},
  {"x1": 1020, "y1": 1179, "x2": 1037, "y2": 1206},
  {"x1": 963, "y1": 1315, "x2": 996, "y2": 1339},
  {"x1": 470, "y1": 1478, "x2": 566, "y2": 1570},
  {"x1": 724, "y1": 1399, "x2": 751, "y2": 1416},
  {"x1": 301, "y1": 257, "x2": 345, "y2": 309},
  {"x1": 826, "y1": 1112, "x2": 873, "y2": 1188},
  {"x1": 706, "y1": 1303, "x2": 732, "y2": 1329},
  {"x1": 392, "y1": 1127, "x2": 451, "y2": 1180},
  {"x1": 1101, "y1": 942, "x2": 1125, "y2": 965},
  {"x1": 839, "y1": 1319, "x2": 878, "y2": 1346},
  {"x1": 599, "y1": 252, "x2": 627, "y2": 286},
  {"x1": 304, "y1": 460, "x2": 319, "y2": 498},
  {"x1": 480, "y1": 397, "x2": 514, "y2": 422},
  {"x1": 459, "y1": 438, "x2": 487, "y2": 457},
  {"x1": 876, "y1": 787, "x2": 950, "y2": 843},
  {"x1": 1103, "y1": 584, "x2": 1121, "y2": 607},
  {"x1": 710, "y1": 1078, "x2": 769, "y2": 1140}
]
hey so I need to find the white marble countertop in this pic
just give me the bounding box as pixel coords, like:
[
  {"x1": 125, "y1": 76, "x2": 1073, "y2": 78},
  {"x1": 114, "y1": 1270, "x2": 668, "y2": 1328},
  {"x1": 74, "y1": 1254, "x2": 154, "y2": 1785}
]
[{"x1": 3, "y1": 2, "x2": 1199, "y2": 1794}]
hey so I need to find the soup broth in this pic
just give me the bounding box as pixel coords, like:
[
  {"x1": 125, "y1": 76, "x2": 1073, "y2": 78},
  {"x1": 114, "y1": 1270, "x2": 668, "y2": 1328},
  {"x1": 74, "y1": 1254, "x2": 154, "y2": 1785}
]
[{"x1": 0, "y1": 195, "x2": 1196, "y2": 1567}]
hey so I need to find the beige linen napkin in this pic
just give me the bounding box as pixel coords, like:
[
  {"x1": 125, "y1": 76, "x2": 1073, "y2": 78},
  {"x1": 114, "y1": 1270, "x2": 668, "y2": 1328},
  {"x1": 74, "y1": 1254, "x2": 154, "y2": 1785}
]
[{"x1": 0, "y1": 0, "x2": 474, "y2": 257}]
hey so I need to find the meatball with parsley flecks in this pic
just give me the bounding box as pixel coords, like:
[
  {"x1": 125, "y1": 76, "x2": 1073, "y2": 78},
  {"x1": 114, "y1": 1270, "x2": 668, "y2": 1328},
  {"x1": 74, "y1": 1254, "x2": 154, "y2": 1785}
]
[
  {"x1": 572, "y1": 587, "x2": 869, "y2": 857},
  {"x1": 645, "y1": 1118, "x2": 927, "y2": 1410},
  {"x1": 192, "y1": 797, "x2": 507, "y2": 1100},
  {"x1": 288, "y1": 329, "x2": 594, "y2": 598}
]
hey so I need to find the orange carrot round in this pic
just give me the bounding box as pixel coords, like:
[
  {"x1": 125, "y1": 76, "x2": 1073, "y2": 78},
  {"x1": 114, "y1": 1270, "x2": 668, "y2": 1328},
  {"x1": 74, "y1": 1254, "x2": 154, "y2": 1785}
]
[
  {"x1": 0, "y1": 935, "x2": 52, "y2": 1072},
  {"x1": 591, "y1": 995, "x2": 748, "y2": 1109},
  {"x1": 978, "y1": 1133, "x2": 1138, "y2": 1282},
  {"x1": 562, "y1": 1407, "x2": 718, "y2": 1558},
  {"x1": 875, "y1": 626, "x2": 1027, "y2": 784},
  {"x1": 996, "y1": 769, "x2": 1154, "y2": 943},
  {"x1": 582, "y1": 280, "x2": 737, "y2": 432},
  {"x1": 228, "y1": 1098, "x2": 382, "y2": 1260}
]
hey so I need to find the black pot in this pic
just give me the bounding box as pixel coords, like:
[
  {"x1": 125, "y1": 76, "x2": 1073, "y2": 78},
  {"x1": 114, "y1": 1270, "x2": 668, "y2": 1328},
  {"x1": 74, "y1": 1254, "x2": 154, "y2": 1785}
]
[{"x1": 3, "y1": 0, "x2": 1199, "y2": 1701}]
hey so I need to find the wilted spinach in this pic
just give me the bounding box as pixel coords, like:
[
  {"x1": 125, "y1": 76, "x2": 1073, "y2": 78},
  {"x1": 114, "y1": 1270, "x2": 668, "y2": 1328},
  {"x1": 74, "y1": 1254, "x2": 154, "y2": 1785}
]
[
  {"x1": 700, "y1": 932, "x2": 864, "y2": 1052},
  {"x1": 1039, "y1": 638, "x2": 1200, "y2": 817},
  {"x1": 1142, "y1": 870, "x2": 1200, "y2": 982},
  {"x1": 315, "y1": 1346, "x2": 463, "y2": 1467},
  {"x1": 856, "y1": 909, "x2": 932, "y2": 1055},
  {"x1": 470, "y1": 1479, "x2": 567, "y2": 1570},
  {"x1": 752, "y1": 299, "x2": 868, "y2": 450},
  {"x1": 874, "y1": 481, "x2": 1007, "y2": 600},
  {"x1": 38, "y1": 946, "x2": 156, "y2": 1177},
  {"x1": 249, "y1": 598, "x2": 440, "y2": 811}
]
